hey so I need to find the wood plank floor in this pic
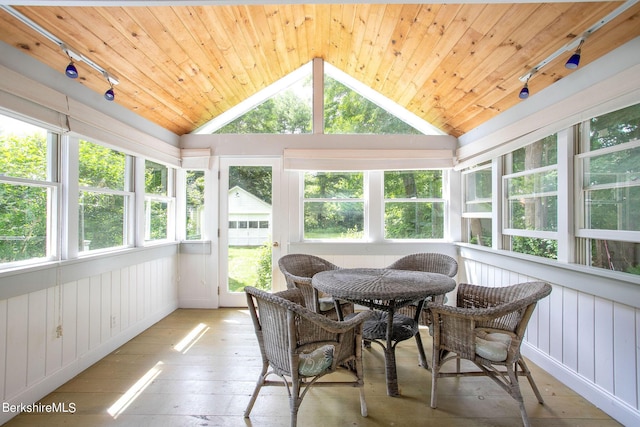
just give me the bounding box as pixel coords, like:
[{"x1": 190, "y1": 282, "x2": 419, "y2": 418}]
[{"x1": 5, "y1": 308, "x2": 621, "y2": 426}]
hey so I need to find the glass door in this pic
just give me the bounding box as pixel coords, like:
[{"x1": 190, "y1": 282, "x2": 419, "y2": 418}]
[{"x1": 219, "y1": 158, "x2": 280, "y2": 306}]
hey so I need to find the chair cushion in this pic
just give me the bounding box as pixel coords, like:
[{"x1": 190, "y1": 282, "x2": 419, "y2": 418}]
[
  {"x1": 299, "y1": 345, "x2": 334, "y2": 376},
  {"x1": 348, "y1": 311, "x2": 418, "y2": 342},
  {"x1": 474, "y1": 332, "x2": 512, "y2": 362}
]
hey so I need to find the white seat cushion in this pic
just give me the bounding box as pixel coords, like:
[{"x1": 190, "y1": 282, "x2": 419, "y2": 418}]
[{"x1": 475, "y1": 332, "x2": 512, "y2": 362}]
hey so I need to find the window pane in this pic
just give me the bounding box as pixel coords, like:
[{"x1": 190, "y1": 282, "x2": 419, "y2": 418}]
[
  {"x1": 583, "y1": 146, "x2": 640, "y2": 187},
  {"x1": 385, "y1": 202, "x2": 444, "y2": 239},
  {"x1": 464, "y1": 168, "x2": 492, "y2": 213},
  {"x1": 511, "y1": 135, "x2": 557, "y2": 173},
  {"x1": 466, "y1": 218, "x2": 492, "y2": 246},
  {"x1": 384, "y1": 170, "x2": 442, "y2": 198},
  {"x1": 79, "y1": 192, "x2": 125, "y2": 251},
  {"x1": 186, "y1": 171, "x2": 204, "y2": 240},
  {"x1": 510, "y1": 236, "x2": 557, "y2": 259},
  {"x1": 304, "y1": 201, "x2": 364, "y2": 239},
  {"x1": 215, "y1": 76, "x2": 312, "y2": 134},
  {"x1": 0, "y1": 183, "x2": 48, "y2": 262},
  {"x1": 79, "y1": 139, "x2": 126, "y2": 190},
  {"x1": 585, "y1": 187, "x2": 640, "y2": 231},
  {"x1": 145, "y1": 160, "x2": 168, "y2": 195},
  {"x1": 589, "y1": 103, "x2": 640, "y2": 150},
  {"x1": 507, "y1": 171, "x2": 557, "y2": 231},
  {"x1": 146, "y1": 200, "x2": 167, "y2": 240},
  {"x1": 324, "y1": 76, "x2": 421, "y2": 134},
  {"x1": 0, "y1": 114, "x2": 48, "y2": 180},
  {"x1": 586, "y1": 239, "x2": 640, "y2": 275},
  {"x1": 304, "y1": 172, "x2": 363, "y2": 198}
]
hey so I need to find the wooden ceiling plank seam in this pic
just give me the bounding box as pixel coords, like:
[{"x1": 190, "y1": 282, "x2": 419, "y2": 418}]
[
  {"x1": 373, "y1": 4, "x2": 423, "y2": 95},
  {"x1": 177, "y1": 6, "x2": 242, "y2": 119},
  {"x1": 452, "y1": 5, "x2": 640, "y2": 134},
  {"x1": 362, "y1": 4, "x2": 405, "y2": 93},
  {"x1": 342, "y1": 4, "x2": 371, "y2": 76},
  {"x1": 289, "y1": 3, "x2": 310, "y2": 66},
  {"x1": 383, "y1": 4, "x2": 441, "y2": 104},
  {"x1": 330, "y1": 3, "x2": 358, "y2": 71},
  {"x1": 84, "y1": 6, "x2": 198, "y2": 119},
  {"x1": 97, "y1": 6, "x2": 203, "y2": 126},
  {"x1": 278, "y1": 4, "x2": 302, "y2": 70},
  {"x1": 416, "y1": 4, "x2": 511, "y2": 118},
  {"x1": 148, "y1": 6, "x2": 221, "y2": 121},
  {"x1": 218, "y1": 5, "x2": 270, "y2": 92},
  {"x1": 263, "y1": 3, "x2": 293, "y2": 83},
  {"x1": 302, "y1": 4, "x2": 320, "y2": 61},
  {"x1": 196, "y1": 6, "x2": 256, "y2": 104},
  {"x1": 395, "y1": 4, "x2": 465, "y2": 106},
  {"x1": 237, "y1": 5, "x2": 281, "y2": 90},
  {"x1": 387, "y1": 4, "x2": 481, "y2": 112},
  {"x1": 378, "y1": 4, "x2": 437, "y2": 96},
  {"x1": 204, "y1": 6, "x2": 260, "y2": 94},
  {"x1": 441, "y1": 2, "x2": 620, "y2": 129},
  {"x1": 351, "y1": 4, "x2": 388, "y2": 84},
  {"x1": 416, "y1": 4, "x2": 518, "y2": 125},
  {"x1": 15, "y1": 6, "x2": 197, "y2": 133},
  {"x1": 429, "y1": 2, "x2": 575, "y2": 127},
  {"x1": 326, "y1": 3, "x2": 346, "y2": 70}
]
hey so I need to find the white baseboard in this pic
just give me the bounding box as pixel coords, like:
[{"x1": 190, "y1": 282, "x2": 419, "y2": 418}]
[
  {"x1": 523, "y1": 342, "x2": 639, "y2": 427},
  {"x1": 0, "y1": 301, "x2": 178, "y2": 425}
]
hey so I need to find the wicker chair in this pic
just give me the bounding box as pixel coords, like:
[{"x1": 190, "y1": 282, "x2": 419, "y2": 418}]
[
  {"x1": 428, "y1": 281, "x2": 552, "y2": 427},
  {"x1": 244, "y1": 286, "x2": 372, "y2": 427},
  {"x1": 388, "y1": 253, "x2": 458, "y2": 366},
  {"x1": 278, "y1": 254, "x2": 354, "y2": 319}
]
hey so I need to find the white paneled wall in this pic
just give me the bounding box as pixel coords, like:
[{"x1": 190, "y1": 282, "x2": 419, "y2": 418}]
[
  {"x1": 460, "y1": 250, "x2": 640, "y2": 427},
  {"x1": 0, "y1": 253, "x2": 178, "y2": 424}
]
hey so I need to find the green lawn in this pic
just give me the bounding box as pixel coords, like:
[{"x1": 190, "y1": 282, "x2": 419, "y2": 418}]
[{"x1": 228, "y1": 246, "x2": 266, "y2": 292}]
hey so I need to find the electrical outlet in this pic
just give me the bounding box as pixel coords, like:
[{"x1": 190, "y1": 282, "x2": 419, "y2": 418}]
[
  {"x1": 56, "y1": 325, "x2": 63, "y2": 338},
  {"x1": 111, "y1": 315, "x2": 117, "y2": 328}
]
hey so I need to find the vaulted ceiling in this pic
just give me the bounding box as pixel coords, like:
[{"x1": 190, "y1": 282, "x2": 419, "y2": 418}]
[{"x1": 0, "y1": 1, "x2": 639, "y2": 137}]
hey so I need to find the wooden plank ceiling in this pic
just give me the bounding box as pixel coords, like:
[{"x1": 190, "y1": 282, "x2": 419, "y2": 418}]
[{"x1": 0, "y1": 2, "x2": 639, "y2": 137}]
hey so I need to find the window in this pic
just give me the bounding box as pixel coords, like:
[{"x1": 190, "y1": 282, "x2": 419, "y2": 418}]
[
  {"x1": 0, "y1": 113, "x2": 58, "y2": 265},
  {"x1": 503, "y1": 135, "x2": 558, "y2": 259},
  {"x1": 462, "y1": 162, "x2": 492, "y2": 246},
  {"x1": 185, "y1": 170, "x2": 205, "y2": 240},
  {"x1": 303, "y1": 172, "x2": 364, "y2": 239},
  {"x1": 302, "y1": 170, "x2": 447, "y2": 241},
  {"x1": 144, "y1": 160, "x2": 174, "y2": 242},
  {"x1": 384, "y1": 170, "x2": 444, "y2": 239},
  {"x1": 79, "y1": 139, "x2": 132, "y2": 252},
  {"x1": 576, "y1": 103, "x2": 640, "y2": 274}
]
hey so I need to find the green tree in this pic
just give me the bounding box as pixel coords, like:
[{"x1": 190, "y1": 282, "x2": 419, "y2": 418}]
[{"x1": 0, "y1": 132, "x2": 49, "y2": 262}]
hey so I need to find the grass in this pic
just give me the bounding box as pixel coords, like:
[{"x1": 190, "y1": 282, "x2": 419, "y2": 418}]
[{"x1": 228, "y1": 246, "x2": 264, "y2": 292}]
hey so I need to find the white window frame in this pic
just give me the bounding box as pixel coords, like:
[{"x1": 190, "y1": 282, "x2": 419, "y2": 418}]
[
  {"x1": 461, "y1": 162, "x2": 492, "y2": 245},
  {"x1": 0, "y1": 113, "x2": 60, "y2": 268},
  {"x1": 143, "y1": 160, "x2": 176, "y2": 243},
  {"x1": 77, "y1": 139, "x2": 135, "y2": 254}
]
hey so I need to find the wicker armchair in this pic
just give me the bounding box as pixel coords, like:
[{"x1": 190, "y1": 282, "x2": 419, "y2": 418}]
[
  {"x1": 388, "y1": 253, "x2": 458, "y2": 367},
  {"x1": 244, "y1": 286, "x2": 372, "y2": 427},
  {"x1": 278, "y1": 254, "x2": 354, "y2": 319},
  {"x1": 428, "y1": 281, "x2": 552, "y2": 427}
]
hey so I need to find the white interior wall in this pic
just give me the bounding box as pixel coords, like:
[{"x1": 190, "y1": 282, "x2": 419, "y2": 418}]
[{"x1": 0, "y1": 246, "x2": 179, "y2": 424}]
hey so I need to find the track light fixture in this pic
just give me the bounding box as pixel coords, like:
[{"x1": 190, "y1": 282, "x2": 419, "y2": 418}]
[
  {"x1": 517, "y1": 0, "x2": 638, "y2": 100},
  {"x1": 518, "y1": 80, "x2": 530, "y2": 100},
  {"x1": 565, "y1": 39, "x2": 584, "y2": 69},
  {"x1": 0, "y1": 5, "x2": 119, "y2": 101},
  {"x1": 65, "y1": 60, "x2": 78, "y2": 78}
]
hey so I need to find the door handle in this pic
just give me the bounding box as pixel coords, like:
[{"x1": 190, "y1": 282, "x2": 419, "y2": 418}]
[{"x1": 272, "y1": 241, "x2": 279, "y2": 247}]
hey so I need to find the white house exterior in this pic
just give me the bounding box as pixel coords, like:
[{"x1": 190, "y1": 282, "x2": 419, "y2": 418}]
[{"x1": 228, "y1": 186, "x2": 271, "y2": 246}]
